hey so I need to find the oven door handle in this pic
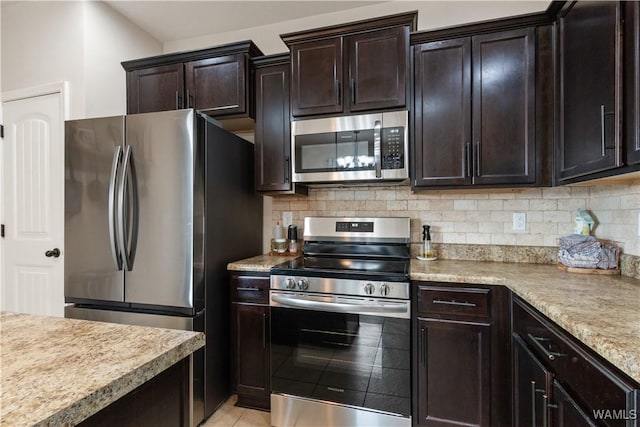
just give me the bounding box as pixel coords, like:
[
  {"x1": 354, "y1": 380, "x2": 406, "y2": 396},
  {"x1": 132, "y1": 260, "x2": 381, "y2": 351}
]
[{"x1": 271, "y1": 294, "x2": 408, "y2": 314}]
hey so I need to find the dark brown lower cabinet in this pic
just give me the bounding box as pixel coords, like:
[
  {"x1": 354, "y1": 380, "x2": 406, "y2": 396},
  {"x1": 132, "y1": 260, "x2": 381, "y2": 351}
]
[
  {"x1": 230, "y1": 273, "x2": 270, "y2": 410},
  {"x1": 416, "y1": 318, "x2": 490, "y2": 426},
  {"x1": 513, "y1": 296, "x2": 639, "y2": 427},
  {"x1": 551, "y1": 381, "x2": 598, "y2": 427},
  {"x1": 513, "y1": 334, "x2": 553, "y2": 427},
  {"x1": 77, "y1": 357, "x2": 191, "y2": 427},
  {"x1": 413, "y1": 282, "x2": 511, "y2": 427}
]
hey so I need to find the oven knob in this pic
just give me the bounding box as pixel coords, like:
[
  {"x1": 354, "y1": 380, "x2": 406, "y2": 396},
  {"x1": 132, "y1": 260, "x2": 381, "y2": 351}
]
[
  {"x1": 379, "y1": 284, "x2": 390, "y2": 296},
  {"x1": 297, "y1": 278, "x2": 309, "y2": 290},
  {"x1": 285, "y1": 278, "x2": 297, "y2": 289},
  {"x1": 364, "y1": 283, "x2": 375, "y2": 295}
]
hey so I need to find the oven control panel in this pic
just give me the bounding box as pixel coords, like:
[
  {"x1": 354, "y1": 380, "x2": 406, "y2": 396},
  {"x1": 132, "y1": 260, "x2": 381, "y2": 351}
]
[
  {"x1": 335, "y1": 221, "x2": 374, "y2": 233},
  {"x1": 271, "y1": 275, "x2": 409, "y2": 300}
]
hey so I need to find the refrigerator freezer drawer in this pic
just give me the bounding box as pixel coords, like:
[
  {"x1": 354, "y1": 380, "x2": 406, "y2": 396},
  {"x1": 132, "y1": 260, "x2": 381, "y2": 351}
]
[{"x1": 64, "y1": 305, "x2": 203, "y2": 331}]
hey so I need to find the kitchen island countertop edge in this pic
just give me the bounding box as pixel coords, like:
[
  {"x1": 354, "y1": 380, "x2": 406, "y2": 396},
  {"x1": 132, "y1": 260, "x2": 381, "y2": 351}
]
[{"x1": 0, "y1": 312, "x2": 205, "y2": 426}]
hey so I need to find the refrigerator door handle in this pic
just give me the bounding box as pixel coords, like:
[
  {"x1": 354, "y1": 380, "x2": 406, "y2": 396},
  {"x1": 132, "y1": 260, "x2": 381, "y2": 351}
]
[
  {"x1": 118, "y1": 145, "x2": 138, "y2": 271},
  {"x1": 126, "y1": 147, "x2": 139, "y2": 270},
  {"x1": 108, "y1": 146, "x2": 123, "y2": 270},
  {"x1": 118, "y1": 145, "x2": 131, "y2": 271}
]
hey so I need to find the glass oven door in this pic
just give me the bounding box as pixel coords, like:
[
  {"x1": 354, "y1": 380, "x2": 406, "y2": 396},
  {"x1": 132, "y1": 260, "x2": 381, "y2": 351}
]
[{"x1": 270, "y1": 305, "x2": 411, "y2": 417}]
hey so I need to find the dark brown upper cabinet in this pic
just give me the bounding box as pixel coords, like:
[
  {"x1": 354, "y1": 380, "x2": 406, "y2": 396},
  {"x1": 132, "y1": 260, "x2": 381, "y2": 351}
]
[
  {"x1": 126, "y1": 64, "x2": 185, "y2": 114},
  {"x1": 253, "y1": 54, "x2": 306, "y2": 195},
  {"x1": 122, "y1": 41, "x2": 263, "y2": 119},
  {"x1": 413, "y1": 38, "x2": 472, "y2": 187},
  {"x1": 347, "y1": 27, "x2": 408, "y2": 113},
  {"x1": 185, "y1": 54, "x2": 247, "y2": 116},
  {"x1": 282, "y1": 12, "x2": 416, "y2": 118},
  {"x1": 290, "y1": 38, "x2": 343, "y2": 117},
  {"x1": 556, "y1": 1, "x2": 623, "y2": 182},
  {"x1": 413, "y1": 27, "x2": 539, "y2": 189},
  {"x1": 626, "y1": 1, "x2": 640, "y2": 166}
]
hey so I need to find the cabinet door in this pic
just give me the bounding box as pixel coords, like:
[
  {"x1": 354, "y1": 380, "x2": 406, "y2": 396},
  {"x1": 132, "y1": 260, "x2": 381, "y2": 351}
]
[
  {"x1": 185, "y1": 54, "x2": 246, "y2": 116},
  {"x1": 413, "y1": 38, "x2": 472, "y2": 188},
  {"x1": 551, "y1": 381, "x2": 598, "y2": 427},
  {"x1": 347, "y1": 26, "x2": 408, "y2": 112},
  {"x1": 231, "y1": 303, "x2": 270, "y2": 410},
  {"x1": 255, "y1": 63, "x2": 292, "y2": 192},
  {"x1": 290, "y1": 38, "x2": 343, "y2": 117},
  {"x1": 626, "y1": 1, "x2": 640, "y2": 165},
  {"x1": 127, "y1": 64, "x2": 184, "y2": 114},
  {"x1": 557, "y1": 1, "x2": 622, "y2": 180},
  {"x1": 513, "y1": 334, "x2": 553, "y2": 427},
  {"x1": 472, "y1": 28, "x2": 536, "y2": 185},
  {"x1": 415, "y1": 318, "x2": 490, "y2": 427}
]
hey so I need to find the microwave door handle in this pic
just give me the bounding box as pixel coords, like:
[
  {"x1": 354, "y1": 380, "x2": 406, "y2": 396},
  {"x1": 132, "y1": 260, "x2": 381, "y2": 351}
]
[
  {"x1": 374, "y1": 120, "x2": 382, "y2": 178},
  {"x1": 108, "y1": 146, "x2": 123, "y2": 270}
]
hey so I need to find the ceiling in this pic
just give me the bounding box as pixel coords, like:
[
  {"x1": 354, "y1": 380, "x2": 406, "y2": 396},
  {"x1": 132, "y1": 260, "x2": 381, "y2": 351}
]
[{"x1": 105, "y1": 1, "x2": 385, "y2": 43}]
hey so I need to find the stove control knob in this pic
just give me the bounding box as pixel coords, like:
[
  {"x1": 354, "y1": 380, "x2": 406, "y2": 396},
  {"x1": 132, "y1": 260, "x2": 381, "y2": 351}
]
[
  {"x1": 285, "y1": 278, "x2": 297, "y2": 290},
  {"x1": 379, "y1": 284, "x2": 390, "y2": 296},
  {"x1": 297, "y1": 278, "x2": 309, "y2": 290},
  {"x1": 364, "y1": 283, "x2": 375, "y2": 295}
]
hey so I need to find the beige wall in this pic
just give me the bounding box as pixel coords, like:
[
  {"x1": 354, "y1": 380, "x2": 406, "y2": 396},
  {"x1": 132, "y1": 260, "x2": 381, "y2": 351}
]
[
  {"x1": 2, "y1": 1, "x2": 86, "y2": 118},
  {"x1": 1, "y1": 1, "x2": 161, "y2": 119},
  {"x1": 83, "y1": 1, "x2": 162, "y2": 117},
  {"x1": 164, "y1": 1, "x2": 549, "y2": 54},
  {"x1": 270, "y1": 182, "x2": 640, "y2": 257}
]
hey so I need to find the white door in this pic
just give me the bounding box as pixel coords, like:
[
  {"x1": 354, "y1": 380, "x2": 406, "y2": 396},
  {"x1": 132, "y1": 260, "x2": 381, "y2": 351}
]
[{"x1": 2, "y1": 92, "x2": 64, "y2": 316}]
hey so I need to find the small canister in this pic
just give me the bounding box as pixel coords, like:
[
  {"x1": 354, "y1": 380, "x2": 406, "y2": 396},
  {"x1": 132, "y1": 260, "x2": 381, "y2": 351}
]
[{"x1": 288, "y1": 225, "x2": 299, "y2": 254}]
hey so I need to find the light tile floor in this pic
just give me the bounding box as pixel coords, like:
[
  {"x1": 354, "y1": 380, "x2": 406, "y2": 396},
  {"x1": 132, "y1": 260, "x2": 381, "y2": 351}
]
[{"x1": 203, "y1": 395, "x2": 271, "y2": 427}]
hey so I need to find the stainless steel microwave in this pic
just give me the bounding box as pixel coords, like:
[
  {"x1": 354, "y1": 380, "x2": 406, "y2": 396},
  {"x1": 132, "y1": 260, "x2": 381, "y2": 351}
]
[{"x1": 291, "y1": 111, "x2": 409, "y2": 184}]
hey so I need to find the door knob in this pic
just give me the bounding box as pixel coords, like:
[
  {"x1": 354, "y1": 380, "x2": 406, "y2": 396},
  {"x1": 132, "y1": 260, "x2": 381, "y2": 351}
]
[{"x1": 45, "y1": 248, "x2": 61, "y2": 258}]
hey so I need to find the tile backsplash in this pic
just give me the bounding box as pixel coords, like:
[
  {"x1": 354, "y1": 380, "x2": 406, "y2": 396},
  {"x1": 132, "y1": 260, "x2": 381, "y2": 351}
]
[{"x1": 270, "y1": 181, "x2": 640, "y2": 257}]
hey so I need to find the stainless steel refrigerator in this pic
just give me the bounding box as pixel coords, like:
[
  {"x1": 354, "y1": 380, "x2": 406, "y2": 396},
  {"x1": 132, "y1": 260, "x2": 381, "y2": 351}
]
[{"x1": 63, "y1": 109, "x2": 262, "y2": 425}]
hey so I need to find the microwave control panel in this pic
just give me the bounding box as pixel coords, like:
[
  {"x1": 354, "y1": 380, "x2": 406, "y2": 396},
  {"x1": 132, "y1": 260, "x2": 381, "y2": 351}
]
[{"x1": 381, "y1": 127, "x2": 405, "y2": 169}]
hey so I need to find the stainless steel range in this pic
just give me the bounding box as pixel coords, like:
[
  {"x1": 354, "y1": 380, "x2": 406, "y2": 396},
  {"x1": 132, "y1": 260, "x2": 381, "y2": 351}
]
[{"x1": 270, "y1": 217, "x2": 411, "y2": 427}]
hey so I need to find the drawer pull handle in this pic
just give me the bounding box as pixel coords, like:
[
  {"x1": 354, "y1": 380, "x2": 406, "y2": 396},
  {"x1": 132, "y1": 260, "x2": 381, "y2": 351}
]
[
  {"x1": 530, "y1": 381, "x2": 546, "y2": 427},
  {"x1": 432, "y1": 299, "x2": 476, "y2": 308},
  {"x1": 528, "y1": 334, "x2": 567, "y2": 361},
  {"x1": 237, "y1": 287, "x2": 263, "y2": 292}
]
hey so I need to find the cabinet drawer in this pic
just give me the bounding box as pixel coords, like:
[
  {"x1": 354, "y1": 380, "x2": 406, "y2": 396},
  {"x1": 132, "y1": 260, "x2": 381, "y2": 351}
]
[
  {"x1": 513, "y1": 297, "x2": 638, "y2": 425},
  {"x1": 417, "y1": 285, "x2": 490, "y2": 319},
  {"x1": 230, "y1": 274, "x2": 269, "y2": 304}
]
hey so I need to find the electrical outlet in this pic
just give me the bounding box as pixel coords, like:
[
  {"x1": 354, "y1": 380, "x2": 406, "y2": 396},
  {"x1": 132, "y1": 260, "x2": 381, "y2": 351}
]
[
  {"x1": 282, "y1": 211, "x2": 293, "y2": 228},
  {"x1": 513, "y1": 213, "x2": 526, "y2": 232}
]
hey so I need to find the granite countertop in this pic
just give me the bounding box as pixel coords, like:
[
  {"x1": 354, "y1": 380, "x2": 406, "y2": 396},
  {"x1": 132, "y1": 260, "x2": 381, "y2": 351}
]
[
  {"x1": 412, "y1": 259, "x2": 640, "y2": 384},
  {"x1": 227, "y1": 253, "x2": 299, "y2": 272},
  {"x1": 0, "y1": 312, "x2": 205, "y2": 426},
  {"x1": 228, "y1": 254, "x2": 640, "y2": 384}
]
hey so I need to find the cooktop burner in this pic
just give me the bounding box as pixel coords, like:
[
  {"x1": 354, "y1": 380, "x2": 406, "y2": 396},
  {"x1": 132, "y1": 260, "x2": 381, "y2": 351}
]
[
  {"x1": 271, "y1": 256, "x2": 409, "y2": 282},
  {"x1": 271, "y1": 217, "x2": 411, "y2": 284}
]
